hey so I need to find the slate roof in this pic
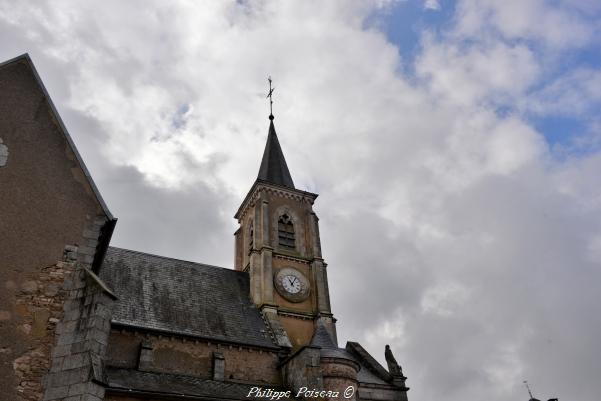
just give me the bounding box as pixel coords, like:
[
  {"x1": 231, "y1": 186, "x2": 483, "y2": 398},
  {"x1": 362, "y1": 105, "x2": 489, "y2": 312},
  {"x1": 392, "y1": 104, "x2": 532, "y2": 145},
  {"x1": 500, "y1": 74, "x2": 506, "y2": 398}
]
[
  {"x1": 346, "y1": 342, "x2": 394, "y2": 386},
  {"x1": 105, "y1": 368, "x2": 296, "y2": 400},
  {"x1": 309, "y1": 320, "x2": 338, "y2": 349},
  {"x1": 310, "y1": 320, "x2": 354, "y2": 361},
  {"x1": 99, "y1": 247, "x2": 277, "y2": 349},
  {"x1": 356, "y1": 361, "x2": 390, "y2": 385},
  {"x1": 309, "y1": 322, "x2": 391, "y2": 385},
  {"x1": 257, "y1": 119, "x2": 295, "y2": 189}
]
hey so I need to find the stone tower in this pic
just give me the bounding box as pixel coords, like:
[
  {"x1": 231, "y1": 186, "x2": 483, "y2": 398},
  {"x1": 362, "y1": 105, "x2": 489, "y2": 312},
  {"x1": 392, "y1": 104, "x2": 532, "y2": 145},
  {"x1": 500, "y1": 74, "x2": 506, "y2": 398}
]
[{"x1": 234, "y1": 115, "x2": 336, "y2": 349}]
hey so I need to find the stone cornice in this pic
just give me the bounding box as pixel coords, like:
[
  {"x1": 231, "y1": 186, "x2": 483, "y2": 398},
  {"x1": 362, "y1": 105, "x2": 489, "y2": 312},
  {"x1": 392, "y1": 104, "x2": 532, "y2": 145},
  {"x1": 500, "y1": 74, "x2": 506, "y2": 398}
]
[
  {"x1": 277, "y1": 309, "x2": 316, "y2": 320},
  {"x1": 234, "y1": 180, "x2": 318, "y2": 221},
  {"x1": 110, "y1": 324, "x2": 281, "y2": 352},
  {"x1": 273, "y1": 253, "x2": 312, "y2": 265}
]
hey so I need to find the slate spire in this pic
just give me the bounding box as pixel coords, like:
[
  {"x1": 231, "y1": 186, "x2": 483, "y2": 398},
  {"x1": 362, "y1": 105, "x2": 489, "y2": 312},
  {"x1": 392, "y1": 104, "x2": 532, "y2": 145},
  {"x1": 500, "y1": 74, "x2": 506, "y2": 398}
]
[{"x1": 257, "y1": 117, "x2": 295, "y2": 189}]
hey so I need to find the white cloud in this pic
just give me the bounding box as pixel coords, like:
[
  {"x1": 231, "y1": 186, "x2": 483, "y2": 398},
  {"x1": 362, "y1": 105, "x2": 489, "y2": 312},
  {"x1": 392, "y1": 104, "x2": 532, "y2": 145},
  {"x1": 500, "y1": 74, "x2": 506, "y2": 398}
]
[
  {"x1": 421, "y1": 281, "x2": 470, "y2": 316},
  {"x1": 453, "y1": 0, "x2": 597, "y2": 49},
  {"x1": 417, "y1": 35, "x2": 540, "y2": 107},
  {"x1": 524, "y1": 68, "x2": 601, "y2": 117},
  {"x1": 423, "y1": 0, "x2": 441, "y2": 11},
  {"x1": 1, "y1": 1, "x2": 600, "y2": 401}
]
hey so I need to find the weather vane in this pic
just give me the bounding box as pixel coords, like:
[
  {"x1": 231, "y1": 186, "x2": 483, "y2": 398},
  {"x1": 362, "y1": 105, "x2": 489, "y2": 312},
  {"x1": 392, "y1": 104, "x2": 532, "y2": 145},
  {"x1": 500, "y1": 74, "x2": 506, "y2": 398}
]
[
  {"x1": 267, "y1": 76, "x2": 275, "y2": 120},
  {"x1": 524, "y1": 381, "x2": 534, "y2": 399}
]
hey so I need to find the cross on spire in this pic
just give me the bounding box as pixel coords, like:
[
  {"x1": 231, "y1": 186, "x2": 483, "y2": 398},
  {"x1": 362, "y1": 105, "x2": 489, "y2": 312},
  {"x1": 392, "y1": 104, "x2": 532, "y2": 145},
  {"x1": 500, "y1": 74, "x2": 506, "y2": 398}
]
[{"x1": 267, "y1": 76, "x2": 275, "y2": 120}]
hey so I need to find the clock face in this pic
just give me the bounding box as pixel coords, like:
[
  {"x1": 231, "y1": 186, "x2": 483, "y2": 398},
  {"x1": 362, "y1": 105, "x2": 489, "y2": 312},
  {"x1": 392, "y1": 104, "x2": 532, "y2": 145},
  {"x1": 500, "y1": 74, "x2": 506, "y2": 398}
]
[
  {"x1": 274, "y1": 268, "x2": 310, "y2": 302},
  {"x1": 282, "y1": 275, "x2": 301, "y2": 294}
]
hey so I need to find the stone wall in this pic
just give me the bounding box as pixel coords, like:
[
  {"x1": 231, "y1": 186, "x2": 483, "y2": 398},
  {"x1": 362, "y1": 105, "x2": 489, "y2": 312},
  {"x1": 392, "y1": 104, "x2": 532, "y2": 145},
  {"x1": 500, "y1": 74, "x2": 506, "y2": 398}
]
[
  {"x1": 357, "y1": 384, "x2": 408, "y2": 401},
  {"x1": 42, "y1": 265, "x2": 114, "y2": 401},
  {"x1": 106, "y1": 330, "x2": 282, "y2": 385},
  {"x1": 321, "y1": 358, "x2": 359, "y2": 401},
  {"x1": 281, "y1": 346, "x2": 322, "y2": 395},
  {"x1": 0, "y1": 56, "x2": 113, "y2": 401},
  {"x1": 8, "y1": 260, "x2": 75, "y2": 401}
]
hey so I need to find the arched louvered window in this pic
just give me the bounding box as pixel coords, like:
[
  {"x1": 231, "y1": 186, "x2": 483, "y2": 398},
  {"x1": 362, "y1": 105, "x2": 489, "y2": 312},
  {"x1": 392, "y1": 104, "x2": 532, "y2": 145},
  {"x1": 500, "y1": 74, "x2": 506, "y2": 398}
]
[{"x1": 278, "y1": 214, "x2": 295, "y2": 249}]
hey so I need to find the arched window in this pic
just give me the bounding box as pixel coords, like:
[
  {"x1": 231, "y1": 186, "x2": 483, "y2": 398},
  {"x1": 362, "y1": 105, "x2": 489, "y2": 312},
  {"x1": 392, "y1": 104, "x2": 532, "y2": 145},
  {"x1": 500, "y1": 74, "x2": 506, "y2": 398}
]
[{"x1": 278, "y1": 214, "x2": 295, "y2": 249}]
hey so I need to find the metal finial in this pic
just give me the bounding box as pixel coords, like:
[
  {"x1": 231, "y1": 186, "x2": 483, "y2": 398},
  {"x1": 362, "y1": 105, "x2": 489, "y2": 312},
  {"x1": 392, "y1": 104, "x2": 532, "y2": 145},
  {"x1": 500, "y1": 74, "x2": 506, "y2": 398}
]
[
  {"x1": 267, "y1": 76, "x2": 275, "y2": 120},
  {"x1": 524, "y1": 381, "x2": 534, "y2": 399}
]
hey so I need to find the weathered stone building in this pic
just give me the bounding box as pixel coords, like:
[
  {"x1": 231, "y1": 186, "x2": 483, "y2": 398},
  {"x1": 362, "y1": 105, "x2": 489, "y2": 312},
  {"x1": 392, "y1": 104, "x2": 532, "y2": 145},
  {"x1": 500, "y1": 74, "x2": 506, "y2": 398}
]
[{"x1": 0, "y1": 53, "x2": 410, "y2": 401}]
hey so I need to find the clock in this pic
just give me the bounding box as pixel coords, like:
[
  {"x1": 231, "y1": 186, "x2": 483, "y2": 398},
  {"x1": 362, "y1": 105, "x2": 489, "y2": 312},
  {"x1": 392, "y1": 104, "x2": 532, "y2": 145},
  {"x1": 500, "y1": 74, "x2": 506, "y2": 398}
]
[{"x1": 274, "y1": 267, "x2": 310, "y2": 302}]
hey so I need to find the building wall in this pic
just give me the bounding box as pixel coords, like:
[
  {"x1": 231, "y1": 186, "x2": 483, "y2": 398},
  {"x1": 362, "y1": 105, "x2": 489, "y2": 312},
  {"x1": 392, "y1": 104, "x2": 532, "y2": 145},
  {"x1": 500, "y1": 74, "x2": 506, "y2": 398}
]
[
  {"x1": 9, "y1": 261, "x2": 73, "y2": 401},
  {"x1": 106, "y1": 330, "x2": 282, "y2": 385},
  {"x1": 42, "y1": 267, "x2": 114, "y2": 401},
  {"x1": 321, "y1": 358, "x2": 359, "y2": 401},
  {"x1": 0, "y1": 57, "x2": 110, "y2": 401},
  {"x1": 358, "y1": 384, "x2": 408, "y2": 401},
  {"x1": 278, "y1": 315, "x2": 314, "y2": 350}
]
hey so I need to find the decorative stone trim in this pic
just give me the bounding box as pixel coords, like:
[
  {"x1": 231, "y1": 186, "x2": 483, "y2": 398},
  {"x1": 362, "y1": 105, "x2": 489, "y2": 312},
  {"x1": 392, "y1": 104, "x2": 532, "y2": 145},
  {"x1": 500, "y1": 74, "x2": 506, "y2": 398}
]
[
  {"x1": 236, "y1": 183, "x2": 316, "y2": 222},
  {"x1": 260, "y1": 310, "x2": 292, "y2": 348},
  {"x1": 273, "y1": 253, "x2": 311, "y2": 265},
  {"x1": 109, "y1": 326, "x2": 280, "y2": 354},
  {"x1": 277, "y1": 310, "x2": 316, "y2": 320}
]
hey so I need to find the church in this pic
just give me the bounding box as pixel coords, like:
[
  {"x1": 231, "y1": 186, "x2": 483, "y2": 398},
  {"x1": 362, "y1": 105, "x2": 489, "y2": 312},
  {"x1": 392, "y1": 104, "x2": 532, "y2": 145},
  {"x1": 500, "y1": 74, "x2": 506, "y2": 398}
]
[{"x1": 0, "y1": 54, "x2": 410, "y2": 401}]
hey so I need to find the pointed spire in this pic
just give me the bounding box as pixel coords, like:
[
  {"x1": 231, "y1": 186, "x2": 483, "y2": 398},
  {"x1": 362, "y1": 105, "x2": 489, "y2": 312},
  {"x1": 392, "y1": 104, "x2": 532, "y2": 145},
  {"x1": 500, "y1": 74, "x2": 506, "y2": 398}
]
[{"x1": 257, "y1": 119, "x2": 295, "y2": 189}]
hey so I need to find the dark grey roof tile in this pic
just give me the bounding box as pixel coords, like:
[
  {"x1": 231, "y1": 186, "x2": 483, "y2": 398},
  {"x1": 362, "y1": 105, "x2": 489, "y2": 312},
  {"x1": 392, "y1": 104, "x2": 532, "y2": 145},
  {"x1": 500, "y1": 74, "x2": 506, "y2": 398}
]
[
  {"x1": 100, "y1": 247, "x2": 277, "y2": 349},
  {"x1": 106, "y1": 367, "x2": 296, "y2": 400},
  {"x1": 257, "y1": 120, "x2": 295, "y2": 189}
]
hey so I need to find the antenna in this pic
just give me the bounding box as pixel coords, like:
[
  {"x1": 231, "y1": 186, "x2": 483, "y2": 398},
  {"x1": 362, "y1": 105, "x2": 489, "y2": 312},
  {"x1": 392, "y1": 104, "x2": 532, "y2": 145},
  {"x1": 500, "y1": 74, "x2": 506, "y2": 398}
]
[
  {"x1": 266, "y1": 76, "x2": 275, "y2": 120},
  {"x1": 524, "y1": 380, "x2": 534, "y2": 399}
]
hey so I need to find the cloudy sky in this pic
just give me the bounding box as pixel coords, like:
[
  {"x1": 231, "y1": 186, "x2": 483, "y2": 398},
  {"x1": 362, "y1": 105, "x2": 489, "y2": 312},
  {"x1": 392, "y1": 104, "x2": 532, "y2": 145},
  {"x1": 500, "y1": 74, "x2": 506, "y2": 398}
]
[{"x1": 2, "y1": 1, "x2": 601, "y2": 400}]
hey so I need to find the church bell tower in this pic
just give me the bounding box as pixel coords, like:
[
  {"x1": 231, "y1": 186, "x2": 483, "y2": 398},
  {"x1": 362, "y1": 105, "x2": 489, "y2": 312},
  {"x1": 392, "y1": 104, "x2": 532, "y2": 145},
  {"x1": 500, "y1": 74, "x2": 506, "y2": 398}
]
[{"x1": 234, "y1": 113, "x2": 336, "y2": 349}]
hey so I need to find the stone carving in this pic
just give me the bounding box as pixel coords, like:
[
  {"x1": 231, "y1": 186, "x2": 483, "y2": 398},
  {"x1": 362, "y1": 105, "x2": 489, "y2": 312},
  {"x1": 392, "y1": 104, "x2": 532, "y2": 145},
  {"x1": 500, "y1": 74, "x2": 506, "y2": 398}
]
[{"x1": 385, "y1": 344, "x2": 404, "y2": 377}]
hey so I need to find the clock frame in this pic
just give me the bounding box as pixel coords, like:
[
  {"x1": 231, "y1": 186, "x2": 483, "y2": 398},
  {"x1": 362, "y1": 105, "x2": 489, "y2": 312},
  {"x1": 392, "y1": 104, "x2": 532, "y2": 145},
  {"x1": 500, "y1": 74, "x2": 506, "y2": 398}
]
[{"x1": 274, "y1": 267, "x2": 310, "y2": 303}]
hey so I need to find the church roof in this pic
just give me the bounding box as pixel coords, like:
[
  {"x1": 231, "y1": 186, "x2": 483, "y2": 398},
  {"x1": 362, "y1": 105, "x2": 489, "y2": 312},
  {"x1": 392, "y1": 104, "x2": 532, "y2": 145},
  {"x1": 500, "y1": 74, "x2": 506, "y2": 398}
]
[
  {"x1": 346, "y1": 341, "x2": 393, "y2": 383},
  {"x1": 257, "y1": 119, "x2": 295, "y2": 189},
  {"x1": 99, "y1": 247, "x2": 278, "y2": 349},
  {"x1": 309, "y1": 321, "x2": 388, "y2": 386},
  {"x1": 310, "y1": 320, "x2": 338, "y2": 349},
  {"x1": 310, "y1": 320, "x2": 353, "y2": 360},
  {"x1": 105, "y1": 367, "x2": 296, "y2": 400}
]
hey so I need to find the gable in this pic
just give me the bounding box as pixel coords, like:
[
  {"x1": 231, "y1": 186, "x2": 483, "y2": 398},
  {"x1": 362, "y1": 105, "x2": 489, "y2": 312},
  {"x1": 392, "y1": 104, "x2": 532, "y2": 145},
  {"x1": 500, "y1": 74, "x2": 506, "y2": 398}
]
[
  {"x1": 0, "y1": 53, "x2": 112, "y2": 219},
  {"x1": 0, "y1": 54, "x2": 115, "y2": 273}
]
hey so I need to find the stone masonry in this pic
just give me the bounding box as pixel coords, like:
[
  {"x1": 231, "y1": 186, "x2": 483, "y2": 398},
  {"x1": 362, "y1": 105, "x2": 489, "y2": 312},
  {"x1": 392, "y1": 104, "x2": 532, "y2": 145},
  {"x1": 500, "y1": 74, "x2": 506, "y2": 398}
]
[
  {"x1": 42, "y1": 264, "x2": 115, "y2": 401},
  {"x1": 11, "y1": 260, "x2": 74, "y2": 401}
]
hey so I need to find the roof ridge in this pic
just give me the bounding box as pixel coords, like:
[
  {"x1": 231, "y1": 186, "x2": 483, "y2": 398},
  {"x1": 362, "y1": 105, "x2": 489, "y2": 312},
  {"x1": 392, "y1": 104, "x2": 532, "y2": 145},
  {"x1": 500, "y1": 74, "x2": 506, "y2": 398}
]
[
  {"x1": 107, "y1": 246, "x2": 237, "y2": 272},
  {"x1": 0, "y1": 53, "x2": 31, "y2": 69}
]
